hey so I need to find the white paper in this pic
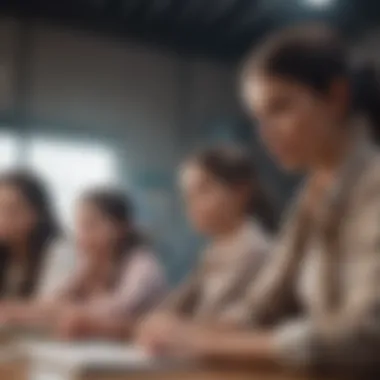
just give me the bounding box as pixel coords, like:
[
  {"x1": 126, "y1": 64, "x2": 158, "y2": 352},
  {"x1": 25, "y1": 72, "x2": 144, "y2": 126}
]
[
  {"x1": 21, "y1": 341, "x2": 155, "y2": 369},
  {"x1": 29, "y1": 362, "x2": 71, "y2": 380}
]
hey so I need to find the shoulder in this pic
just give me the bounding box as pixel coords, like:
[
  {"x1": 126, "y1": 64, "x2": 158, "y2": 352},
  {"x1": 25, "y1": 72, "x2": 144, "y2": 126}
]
[
  {"x1": 353, "y1": 149, "x2": 380, "y2": 202},
  {"x1": 228, "y1": 220, "x2": 273, "y2": 268},
  {"x1": 245, "y1": 220, "x2": 273, "y2": 253},
  {"x1": 344, "y1": 149, "x2": 380, "y2": 238},
  {"x1": 363, "y1": 150, "x2": 380, "y2": 185},
  {"x1": 123, "y1": 245, "x2": 164, "y2": 272},
  {"x1": 118, "y1": 246, "x2": 167, "y2": 289},
  {"x1": 42, "y1": 237, "x2": 77, "y2": 268},
  {"x1": 44, "y1": 236, "x2": 73, "y2": 253}
]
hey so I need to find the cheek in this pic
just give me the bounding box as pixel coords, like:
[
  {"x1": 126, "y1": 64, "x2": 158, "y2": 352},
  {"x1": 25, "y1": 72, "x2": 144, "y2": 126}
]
[
  {"x1": 290, "y1": 104, "x2": 331, "y2": 153},
  {"x1": 77, "y1": 224, "x2": 113, "y2": 248},
  {"x1": 187, "y1": 192, "x2": 232, "y2": 232},
  {"x1": 5, "y1": 213, "x2": 35, "y2": 237},
  {"x1": 0, "y1": 218, "x2": 17, "y2": 240},
  {"x1": 262, "y1": 102, "x2": 326, "y2": 166}
]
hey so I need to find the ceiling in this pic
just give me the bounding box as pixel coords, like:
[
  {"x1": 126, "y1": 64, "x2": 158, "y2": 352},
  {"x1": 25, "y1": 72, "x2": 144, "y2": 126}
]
[{"x1": 1, "y1": 0, "x2": 380, "y2": 61}]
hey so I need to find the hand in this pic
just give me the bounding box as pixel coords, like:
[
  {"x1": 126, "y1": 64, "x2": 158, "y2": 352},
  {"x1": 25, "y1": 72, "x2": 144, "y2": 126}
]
[
  {"x1": 136, "y1": 311, "x2": 178, "y2": 354},
  {"x1": 137, "y1": 312, "x2": 188, "y2": 355},
  {"x1": 0, "y1": 301, "x2": 25, "y2": 325},
  {"x1": 55, "y1": 308, "x2": 91, "y2": 341},
  {"x1": 137, "y1": 312, "x2": 207, "y2": 359}
]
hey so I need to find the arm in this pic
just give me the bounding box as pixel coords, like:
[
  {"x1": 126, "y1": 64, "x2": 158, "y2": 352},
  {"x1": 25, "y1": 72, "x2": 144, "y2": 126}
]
[
  {"x1": 0, "y1": 297, "x2": 82, "y2": 329},
  {"x1": 58, "y1": 250, "x2": 167, "y2": 340},
  {"x1": 158, "y1": 268, "x2": 201, "y2": 317},
  {"x1": 136, "y1": 259, "x2": 203, "y2": 350},
  {"x1": 84, "y1": 250, "x2": 167, "y2": 319},
  {"x1": 186, "y1": 186, "x2": 380, "y2": 372},
  {"x1": 37, "y1": 240, "x2": 77, "y2": 300},
  {"x1": 267, "y1": 187, "x2": 380, "y2": 371},
  {"x1": 0, "y1": 260, "x2": 85, "y2": 327}
]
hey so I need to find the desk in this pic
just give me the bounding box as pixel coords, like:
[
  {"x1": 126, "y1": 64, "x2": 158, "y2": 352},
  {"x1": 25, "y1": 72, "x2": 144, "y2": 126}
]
[
  {"x1": 0, "y1": 337, "x2": 342, "y2": 380},
  {"x1": 0, "y1": 365, "x2": 334, "y2": 380},
  {"x1": 19, "y1": 341, "x2": 336, "y2": 380},
  {"x1": 0, "y1": 327, "x2": 25, "y2": 380},
  {"x1": 0, "y1": 326, "x2": 50, "y2": 380},
  {"x1": 61, "y1": 370, "x2": 316, "y2": 380},
  {"x1": 76, "y1": 368, "x2": 332, "y2": 380}
]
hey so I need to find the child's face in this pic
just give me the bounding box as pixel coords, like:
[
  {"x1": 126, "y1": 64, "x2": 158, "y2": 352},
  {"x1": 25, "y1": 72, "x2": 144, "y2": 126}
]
[
  {"x1": 180, "y1": 163, "x2": 246, "y2": 236},
  {"x1": 74, "y1": 201, "x2": 123, "y2": 258},
  {"x1": 0, "y1": 184, "x2": 38, "y2": 244}
]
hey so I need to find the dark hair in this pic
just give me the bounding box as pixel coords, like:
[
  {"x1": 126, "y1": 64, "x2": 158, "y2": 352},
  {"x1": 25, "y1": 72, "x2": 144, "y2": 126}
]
[
  {"x1": 188, "y1": 145, "x2": 276, "y2": 232},
  {"x1": 80, "y1": 187, "x2": 143, "y2": 254},
  {"x1": 243, "y1": 24, "x2": 380, "y2": 144},
  {"x1": 0, "y1": 169, "x2": 60, "y2": 297}
]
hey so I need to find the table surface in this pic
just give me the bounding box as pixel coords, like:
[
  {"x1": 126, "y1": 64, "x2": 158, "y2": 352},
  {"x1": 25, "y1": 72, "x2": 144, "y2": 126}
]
[
  {"x1": 0, "y1": 331, "x2": 342, "y2": 380},
  {"x1": 0, "y1": 362, "x2": 335, "y2": 380},
  {"x1": 0, "y1": 359, "x2": 346, "y2": 380}
]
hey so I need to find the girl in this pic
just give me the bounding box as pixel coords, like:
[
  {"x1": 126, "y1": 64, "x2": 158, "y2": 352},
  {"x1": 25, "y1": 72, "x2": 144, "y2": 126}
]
[
  {"x1": 1, "y1": 188, "x2": 167, "y2": 339},
  {"x1": 138, "y1": 145, "x2": 273, "y2": 349},
  {"x1": 0, "y1": 170, "x2": 62, "y2": 299},
  {"x1": 137, "y1": 25, "x2": 380, "y2": 375}
]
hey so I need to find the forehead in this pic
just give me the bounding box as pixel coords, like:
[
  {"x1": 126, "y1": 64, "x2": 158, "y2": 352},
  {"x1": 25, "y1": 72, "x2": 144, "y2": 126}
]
[
  {"x1": 77, "y1": 200, "x2": 101, "y2": 216},
  {"x1": 179, "y1": 163, "x2": 208, "y2": 188},
  {"x1": 243, "y1": 73, "x2": 314, "y2": 107},
  {"x1": 0, "y1": 184, "x2": 25, "y2": 202}
]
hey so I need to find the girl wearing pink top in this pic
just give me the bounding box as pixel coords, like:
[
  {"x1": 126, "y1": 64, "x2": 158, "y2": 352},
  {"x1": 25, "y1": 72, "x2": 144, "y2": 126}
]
[{"x1": 0, "y1": 188, "x2": 167, "y2": 340}]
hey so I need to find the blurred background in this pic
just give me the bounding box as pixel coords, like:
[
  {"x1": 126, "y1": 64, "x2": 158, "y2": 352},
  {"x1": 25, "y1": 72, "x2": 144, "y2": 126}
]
[{"x1": 0, "y1": 0, "x2": 378, "y2": 283}]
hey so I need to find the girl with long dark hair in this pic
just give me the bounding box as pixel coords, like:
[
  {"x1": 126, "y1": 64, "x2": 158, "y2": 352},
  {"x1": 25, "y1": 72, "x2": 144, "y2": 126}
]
[
  {"x1": 0, "y1": 169, "x2": 60, "y2": 299},
  {"x1": 0, "y1": 187, "x2": 166, "y2": 339}
]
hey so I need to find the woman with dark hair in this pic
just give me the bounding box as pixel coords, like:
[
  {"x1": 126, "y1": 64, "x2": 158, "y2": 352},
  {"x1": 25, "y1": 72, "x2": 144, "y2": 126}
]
[
  {"x1": 138, "y1": 145, "x2": 273, "y2": 345},
  {"x1": 0, "y1": 169, "x2": 61, "y2": 299},
  {"x1": 1, "y1": 187, "x2": 166, "y2": 339},
  {"x1": 137, "y1": 25, "x2": 380, "y2": 374}
]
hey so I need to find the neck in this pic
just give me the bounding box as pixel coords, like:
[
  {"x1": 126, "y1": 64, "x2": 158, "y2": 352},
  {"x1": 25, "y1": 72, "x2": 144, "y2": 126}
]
[
  {"x1": 311, "y1": 127, "x2": 353, "y2": 178},
  {"x1": 84, "y1": 245, "x2": 119, "y2": 268}
]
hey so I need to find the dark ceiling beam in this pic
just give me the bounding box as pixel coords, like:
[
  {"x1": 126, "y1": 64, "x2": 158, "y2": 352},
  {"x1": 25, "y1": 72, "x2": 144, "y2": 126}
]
[
  {"x1": 229, "y1": 0, "x2": 274, "y2": 36},
  {"x1": 206, "y1": 0, "x2": 257, "y2": 32},
  {"x1": 175, "y1": 0, "x2": 233, "y2": 26},
  {"x1": 89, "y1": 0, "x2": 108, "y2": 9},
  {"x1": 206, "y1": 0, "x2": 242, "y2": 24},
  {"x1": 177, "y1": 0, "x2": 204, "y2": 20},
  {"x1": 122, "y1": 0, "x2": 144, "y2": 13},
  {"x1": 147, "y1": 0, "x2": 172, "y2": 17},
  {"x1": 141, "y1": 0, "x2": 174, "y2": 27},
  {"x1": 1, "y1": 0, "x2": 371, "y2": 62}
]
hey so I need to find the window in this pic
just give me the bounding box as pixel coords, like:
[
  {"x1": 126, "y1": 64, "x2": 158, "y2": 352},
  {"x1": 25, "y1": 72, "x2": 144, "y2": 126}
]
[
  {"x1": 28, "y1": 136, "x2": 118, "y2": 225},
  {"x1": 0, "y1": 130, "x2": 120, "y2": 225},
  {"x1": 0, "y1": 130, "x2": 19, "y2": 170}
]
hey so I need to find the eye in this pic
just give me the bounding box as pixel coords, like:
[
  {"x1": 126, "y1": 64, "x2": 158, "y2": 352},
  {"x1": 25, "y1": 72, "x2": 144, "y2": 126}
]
[{"x1": 268, "y1": 95, "x2": 293, "y2": 116}]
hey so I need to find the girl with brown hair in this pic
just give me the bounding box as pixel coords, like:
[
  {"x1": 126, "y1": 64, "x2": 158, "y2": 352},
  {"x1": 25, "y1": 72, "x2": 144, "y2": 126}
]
[{"x1": 138, "y1": 145, "x2": 273, "y2": 351}]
